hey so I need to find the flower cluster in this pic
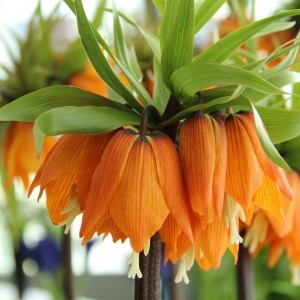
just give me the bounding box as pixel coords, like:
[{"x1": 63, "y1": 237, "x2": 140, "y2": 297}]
[{"x1": 29, "y1": 108, "x2": 292, "y2": 282}]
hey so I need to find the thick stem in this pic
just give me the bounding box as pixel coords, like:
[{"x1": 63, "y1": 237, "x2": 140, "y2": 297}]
[
  {"x1": 62, "y1": 232, "x2": 74, "y2": 300},
  {"x1": 135, "y1": 252, "x2": 149, "y2": 300},
  {"x1": 162, "y1": 96, "x2": 182, "y2": 142},
  {"x1": 134, "y1": 233, "x2": 162, "y2": 300},
  {"x1": 236, "y1": 244, "x2": 255, "y2": 300},
  {"x1": 147, "y1": 233, "x2": 162, "y2": 300}
]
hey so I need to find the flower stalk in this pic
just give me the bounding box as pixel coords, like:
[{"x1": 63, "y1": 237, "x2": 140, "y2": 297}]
[{"x1": 236, "y1": 236, "x2": 255, "y2": 300}]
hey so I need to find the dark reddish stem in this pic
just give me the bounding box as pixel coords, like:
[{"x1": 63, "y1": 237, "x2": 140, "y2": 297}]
[
  {"x1": 135, "y1": 252, "x2": 149, "y2": 300},
  {"x1": 236, "y1": 243, "x2": 255, "y2": 300}
]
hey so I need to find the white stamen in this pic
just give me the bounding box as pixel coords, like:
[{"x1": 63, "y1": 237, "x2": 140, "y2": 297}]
[
  {"x1": 143, "y1": 239, "x2": 150, "y2": 256},
  {"x1": 127, "y1": 250, "x2": 142, "y2": 279},
  {"x1": 291, "y1": 265, "x2": 300, "y2": 286},
  {"x1": 174, "y1": 247, "x2": 195, "y2": 284},
  {"x1": 58, "y1": 186, "x2": 81, "y2": 233},
  {"x1": 175, "y1": 260, "x2": 190, "y2": 284},
  {"x1": 223, "y1": 195, "x2": 245, "y2": 245},
  {"x1": 243, "y1": 212, "x2": 268, "y2": 253},
  {"x1": 185, "y1": 246, "x2": 195, "y2": 271}
]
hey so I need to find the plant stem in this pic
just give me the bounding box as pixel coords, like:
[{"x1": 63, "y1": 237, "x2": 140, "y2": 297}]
[
  {"x1": 135, "y1": 233, "x2": 162, "y2": 300},
  {"x1": 148, "y1": 233, "x2": 162, "y2": 300},
  {"x1": 135, "y1": 252, "x2": 149, "y2": 300},
  {"x1": 62, "y1": 231, "x2": 74, "y2": 300},
  {"x1": 236, "y1": 244, "x2": 255, "y2": 300}
]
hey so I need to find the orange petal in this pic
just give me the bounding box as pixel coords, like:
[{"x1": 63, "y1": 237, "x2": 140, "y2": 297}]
[
  {"x1": 211, "y1": 115, "x2": 227, "y2": 217},
  {"x1": 108, "y1": 137, "x2": 169, "y2": 252},
  {"x1": 80, "y1": 130, "x2": 137, "y2": 237},
  {"x1": 149, "y1": 132, "x2": 193, "y2": 242},
  {"x1": 159, "y1": 214, "x2": 182, "y2": 257},
  {"x1": 38, "y1": 134, "x2": 88, "y2": 188},
  {"x1": 180, "y1": 114, "x2": 215, "y2": 216},
  {"x1": 238, "y1": 112, "x2": 292, "y2": 200},
  {"x1": 195, "y1": 217, "x2": 229, "y2": 268},
  {"x1": 77, "y1": 132, "x2": 115, "y2": 209},
  {"x1": 44, "y1": 176, "x2": 77, "y2": 224},
  {"x1": 225, "y1": 114, "x2": 263, "y2": 208},
  {"x1": 4, "y1": 122, "x2": 56, "y2": 189},
  {"x1": 253, "y1": 176, "x2": 286, "y2": 221}
]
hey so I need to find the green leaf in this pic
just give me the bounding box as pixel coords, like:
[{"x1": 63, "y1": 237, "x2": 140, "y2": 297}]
[
  {"x1": 152, "y1": 0, "x2": 165, "y2": 14},
  {"x1": 0, "y1": 86, "x2": 127, "y2": 121},
  {"x1": 72, "y1": 0, "x2": 143, "y2": 112},
  {"x1": 280, "y1": 136, "x2": 300, "y2": 171},
  {"x1": 251, "y1": 104, "x2": 290, "y2": 170},
  {"x1": 256, "y1": 106, "x2": 300, "y2": 144},
  {"x1": 161, "y1": 0, "x2": 194, "y2": 87},
  {"x1": 102, "y1": 8, "x2": 161, "y2": 62},
  {"x1": 159, "y1": 93, "x2": 248, "y2": 127},
  {"x1": 113, "y1": 4, "x2": 131, "y2": 71},
  {"x1": 159, "y1": 0, "x2": 178, "y2": 49},
  {"x1": 253, "y1": 21, "x2": 295, "y2": 38},
  {"x1": 194, "y1": 0, "x2": 225, "y2": 33},
  {"x1": 33, "y1": 106, "x2": 142, "y2": 154},
  {"x1": 195, "y1": 9, "x2": 300, "y2": 63},
  {"x1": 111, "y1": 5, "x2": 152, "y2": 106},
  {"x1": 171, "y1": 62, "x2": 283, "y2": 103},
  {"x1": 244, "y1": 71, "x2": 300, "y2": 104},
  {"x1": 153, "y1": 57, "x2": 170, "y2": 114},
  {"x1": 91, "y1": 0, "x2": 107, "y2": 29}
]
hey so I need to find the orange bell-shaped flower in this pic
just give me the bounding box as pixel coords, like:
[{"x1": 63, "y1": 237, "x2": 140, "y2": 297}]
[
  {"x1": 179, "y1": 112, "x2": 227, "y2": 221},
  {"x1": 224, "y1": 111, "x2": 292, "y2": 219},
  {"x1": 29, "y1": 132, "x2": 115, "y2": 229},
  {"x1": 80, "y1": 129, "x2": 193, "y2": 253}
]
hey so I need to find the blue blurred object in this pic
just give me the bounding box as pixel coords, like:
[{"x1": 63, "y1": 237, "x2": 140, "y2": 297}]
[{"x1": 20, "y1": 236, "x2": 62, "y2": 273}]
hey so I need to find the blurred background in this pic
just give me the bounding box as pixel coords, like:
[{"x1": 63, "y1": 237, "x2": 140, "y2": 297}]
[{"x1": 1, "y1": 0, "x2": 300, "y2": 299}]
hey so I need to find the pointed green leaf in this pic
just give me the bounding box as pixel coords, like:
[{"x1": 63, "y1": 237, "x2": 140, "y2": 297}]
[
  {"x1": 171, "y1": 62, "x2": 283, "y2": 103},
  {"x1": 161, "y1": 0, "x2": 194, "y2": 87},
  {"x1": 253, "y1": 21, "x2": 295, "y2": 38},
  {"x1": 111, "y1": 5, "x2": 152, "y2": 106},
  {"x1": 73, "y1": 0, "x2": 143, "y2": 112},
  {"x1": 195, "y1": 9, "x2": 300, "y2": 63},
  {"x1": 33, "y1": 106, "x2": 142, "y2": 154},
  {"x1": 194, "y1": 0, "x2": 225, "y2": 33},
  {"x1": 256, "y1": 106, "x2": 300, "y2": 144},
  {"x1": 251, "y1": 104, "x2": 290, "y2": 170},
  {"x1": 153, "y1": 57, "x2": 170, "y2": 114},
  {"x1": 160, "y1": 0, "x2": 178, "y2": 49},
  {"x1": 0, "y1": 86, "x2": 128, "y2": 121}
]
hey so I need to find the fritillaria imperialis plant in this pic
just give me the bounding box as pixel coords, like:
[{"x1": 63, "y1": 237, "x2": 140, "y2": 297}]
[{"x1": 2, "y1": 0, "x2": 300, "y2": 299}]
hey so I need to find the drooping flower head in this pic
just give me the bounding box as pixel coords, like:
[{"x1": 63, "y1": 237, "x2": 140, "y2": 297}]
[
  {"x1": 224, "y1": 111, "x2": 292, "y2": 219},
  {"x1": 176, "y1": 110, "x2": 292, "y2": 279},
  {"x1": 29, "y1": 132, "x2": 116, "y2": 230},
  {"x1": 79, "y1": 128, "x2": 193, "y2": 277}
]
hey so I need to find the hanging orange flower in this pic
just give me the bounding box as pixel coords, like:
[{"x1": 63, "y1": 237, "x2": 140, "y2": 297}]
[
  {"x1": 29, "y1": 132, "x2": 116, "y2": 229},
  {"x1": 29, "y1": 126, "x2": 193, "y2": 278},
  {"x1": 224, "y1": 111, "x2": 292, "y2": 218},
  {"x1": 3, "y1": 121, "x2": 56, "y2": 189},
  {"x1": 173, "y1": 110, "x2": 292, "y2": 282},
  {"x1": 79, "y1": 128, "x2": 193, "y2": 276},
  {"x1": 179, "y1": 112, "x2": 227, "y2": 222}
]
